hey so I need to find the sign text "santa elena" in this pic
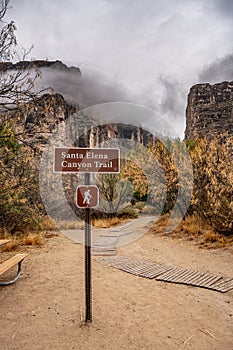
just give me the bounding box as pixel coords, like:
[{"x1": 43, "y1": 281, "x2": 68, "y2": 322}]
[{"x1": 54, "y1": 147, "x2": 120, "y2": 173}]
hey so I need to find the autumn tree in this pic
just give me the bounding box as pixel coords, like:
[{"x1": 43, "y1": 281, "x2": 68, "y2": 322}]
[
  {"x1": 0, "y1": 118, "x2": 42, "y2": 234},
  {"x1": 0, "y1": 4, "x2": 47, "y2": 234},
  {"x1": 124, "y1": 136, "x2": 232, "y2": 235},
  {"x1": 188, "y1": 136, "x2": 233, "y2": 235},
  {"x1": 121, "y1": 139, "x2": 193, "y2": 219},
  {"x1": 97, "y1": 171, "x2": 133, "y2": 217}
]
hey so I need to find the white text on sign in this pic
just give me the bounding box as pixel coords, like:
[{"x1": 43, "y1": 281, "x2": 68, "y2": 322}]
[{"x1": 54, "y1": 148, "x2": 120, "y2": 173}]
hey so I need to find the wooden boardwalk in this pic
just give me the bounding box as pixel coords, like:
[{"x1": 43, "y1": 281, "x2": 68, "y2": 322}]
[
  {"x1": 91, "y1": 216, "x2": 155, "y2": 255},
  {"x1": 97, "y1": 256, "x2": 233, "y2": 293}
]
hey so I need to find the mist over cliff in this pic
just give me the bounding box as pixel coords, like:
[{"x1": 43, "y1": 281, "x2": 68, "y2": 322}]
[{"x1": 36, "y1": 66, "x2": 131, "y2": 108}]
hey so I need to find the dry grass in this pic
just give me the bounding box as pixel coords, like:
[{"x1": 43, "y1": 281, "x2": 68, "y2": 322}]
[
  {"x1": 117, "y1": 207, "x2": 139, "y2": 219},
  {"x1": 154, "y1": 213, "x2": 170, "y2": 227},
  {"x1": 57, "y1": 220, "x2": 84, "y2": 229},
  {"x1": 150, "y1": 214, "x2": 233, "y2": 249},
  {"x1": 1, "y1": 239, "x2": 20, "y2": 252},
  {"x1": 199, "y1": 231, "x2": 231, "y2": 248},
  {"x1": 21, "y1": 233, "x2": 44, "y2": 246},
  {"x1": 134, "y1": 201, "x2": 146, "y2": 210},
  {"x1": 1, "y1": 233, "x2": 45, "y2": 252},
  {"x1": 93, "y1": 217, "x2": 124, "y2": 228},
  {"x1": 39, "y1": 217, "x2": 57, "y2": 231},
  {"x1": 0, "y1": 215, "x2": 61, "y2": 252},
  {"x1": 93, "y1": 206, "x2": 141, "y2": 228}
]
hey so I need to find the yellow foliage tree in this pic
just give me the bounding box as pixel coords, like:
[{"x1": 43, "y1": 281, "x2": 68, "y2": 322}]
[{"x1": 189, "y1": 136, "x2": 233, "y2": 234}]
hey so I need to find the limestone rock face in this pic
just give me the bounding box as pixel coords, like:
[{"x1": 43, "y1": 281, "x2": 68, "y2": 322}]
[
  {"x1": 13, "y1": 93, "x2": 78, "y2": 152},
  {"x1": 14, "y1": 93, "x2": 153, "y2": 152},
  {"x1": 185, "y1": 81, "x2": 233, "y2": 140},
  {"x1": 2, "y1": 60, "x2": 154, "y2": 149},
  {"x1": 0, "y1": 59, "x2": 81, "y2": 75}
]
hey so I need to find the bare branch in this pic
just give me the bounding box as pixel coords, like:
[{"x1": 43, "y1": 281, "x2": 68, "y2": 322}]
[{"x1": 0, "y1": 0, "x2": 11, "y2": 21}]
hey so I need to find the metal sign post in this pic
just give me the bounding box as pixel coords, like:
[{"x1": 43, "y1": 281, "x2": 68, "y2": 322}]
[
  {"x1": 84, "y1": 172, "x2": 92, "y2": 322},
  {"x1": 54, "y1": 147, "x2": 120, "y2": 323},
  {"x1": 76, "y1": 182, "x2": 99, "y2": 322}
]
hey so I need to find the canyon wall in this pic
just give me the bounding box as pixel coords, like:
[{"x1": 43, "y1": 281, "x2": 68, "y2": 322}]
[{"x1": 185, "y1": 81, "x2": 233, "y2": 140}]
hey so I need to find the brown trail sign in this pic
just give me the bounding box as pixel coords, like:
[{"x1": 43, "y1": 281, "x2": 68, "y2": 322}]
[{"x1": 54, "y1": 147, "x2": 120, "y2": 323}]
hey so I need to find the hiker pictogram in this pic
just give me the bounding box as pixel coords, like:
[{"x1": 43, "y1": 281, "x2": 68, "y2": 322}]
[{"x1": 83, "y1": 189, "x2": 92, "y2": 205}]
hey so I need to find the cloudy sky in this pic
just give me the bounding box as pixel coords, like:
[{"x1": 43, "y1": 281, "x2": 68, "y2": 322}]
[{"x1": 4, "y1": 0, "x2": 233, "y2": 136}]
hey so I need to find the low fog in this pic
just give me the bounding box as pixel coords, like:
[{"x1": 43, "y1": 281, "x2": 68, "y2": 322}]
[
  {"x1": 36, "y1": 67, "x2": 132, "y2": 108},
  {"x1": 5, "y1": 0, "x2": 233, "y2": 136}
]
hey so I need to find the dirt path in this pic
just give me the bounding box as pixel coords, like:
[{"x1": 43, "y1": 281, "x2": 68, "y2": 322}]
[
  {"x1": 62, "y1": 215, "x2": 156, "y2": 254},
  {"x1": 0, "y1": 218, "x2": 232, "y2": 350}
]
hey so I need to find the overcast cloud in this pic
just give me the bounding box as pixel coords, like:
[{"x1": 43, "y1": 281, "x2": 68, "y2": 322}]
[
  {"x1": 199, "y1": 54, "x2": 233, "y2": 83},
  {"x1": 3, "y1": 0, "x2": 233, "y2": 136}
]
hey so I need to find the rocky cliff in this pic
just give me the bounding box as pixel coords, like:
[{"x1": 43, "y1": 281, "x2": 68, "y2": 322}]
[
  {"x1": 185, "y1": 81, "x2": 233, "y2": 140},
  {"x1": 0, "y1": 59, "x2": 81, "y2": 75},
  {"x1": 3, "y1": 60, "x2": 233, "y2": 143},
  {"x1": 12, "y1": 94, "x2": 153, "y2": 153},
  {"x1": 2, "y1": 60, "x2": 153, "y2": 150}
]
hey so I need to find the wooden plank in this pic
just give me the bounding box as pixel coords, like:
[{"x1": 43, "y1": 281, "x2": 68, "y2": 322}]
[
  {"x1": 157, "y1": 268, "x2": 183, "y2": 280},
  {"x1": 211, "y1": 281, "x2": 226, "y2": 288},
  {"x1": 141, "y1": 266, "x2": 171, "y2": 279},
  {"x1": 134, "y1": 265, "x2": 155, "y2": 274},
  {"x1": 224, "y1": 278, "x2": 233, "y2": 283},
  {"x1": 143, "y1": 269, "x2": 170, "y2": 279},
  {"x1": 124, "y1": 262, "x2": 142, "y2": 275},
  {"x1": 0, "y1": 254, "x2": 28, "y2": 275},
  {"x1": 219, "y1": 284, "x2": 233, "y2": 292},
  {"x1": 97, "y1": 256, "x2": 233, "y2": 293},
  {"x1": 211, "y1": 279, "x2": 233, "y2": 292},
  {"x1": 117, "y1": 260, "x2": 168, "y2": 278},
  {"x1": 211, "y1": 285, "x2": 232, "y2": 293},
  {"x1": 199, "y1": 275, "x2": 222, "y2": 287},
  {"x1": 174, "y1": 270, "x2": 200, "y2": 283},
  {"x1": 212, "y1": 278, "x2": 233, "y2": 287},
  {"x1": 172, "y1": 269, "x2": 196, "y2": 283},
  {"x1": 187, "y1": 272, "x2": 210, "y2": 285},
  {"x1": 164, "y1": 268, "x2": 189, "y2": 281},
  {"x1": 137, "y1": 266, "x2": 158, "y2": 276},
  {"x1": 185, "y1": 272, "x2": 208, "y2": 284}
]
